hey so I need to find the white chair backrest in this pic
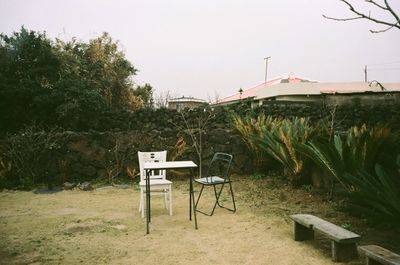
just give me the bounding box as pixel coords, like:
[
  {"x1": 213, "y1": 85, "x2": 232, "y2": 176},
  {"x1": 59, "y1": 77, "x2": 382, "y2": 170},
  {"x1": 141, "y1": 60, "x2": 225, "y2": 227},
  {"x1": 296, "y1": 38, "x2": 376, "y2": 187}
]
[{"x1": 138, "y1": 151, "x2": 167, "y2": 182}]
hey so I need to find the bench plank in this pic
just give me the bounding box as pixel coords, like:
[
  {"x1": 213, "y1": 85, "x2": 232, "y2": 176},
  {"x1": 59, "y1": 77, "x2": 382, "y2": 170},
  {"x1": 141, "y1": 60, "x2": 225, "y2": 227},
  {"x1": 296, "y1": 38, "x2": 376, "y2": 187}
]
[
  {"x1": 290, "y1": 214, "x2": 360, "y2": 243},
  {"x1": 359, "y1": 245, "x2": 400, "y2": 265}
]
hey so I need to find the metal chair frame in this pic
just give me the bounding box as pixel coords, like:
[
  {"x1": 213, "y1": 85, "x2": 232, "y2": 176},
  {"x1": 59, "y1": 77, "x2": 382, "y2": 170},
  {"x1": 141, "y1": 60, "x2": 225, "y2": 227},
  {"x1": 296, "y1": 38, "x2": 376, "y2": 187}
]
[{"x1": 194, "y1": 152, "x2": 236, "y2": 216}]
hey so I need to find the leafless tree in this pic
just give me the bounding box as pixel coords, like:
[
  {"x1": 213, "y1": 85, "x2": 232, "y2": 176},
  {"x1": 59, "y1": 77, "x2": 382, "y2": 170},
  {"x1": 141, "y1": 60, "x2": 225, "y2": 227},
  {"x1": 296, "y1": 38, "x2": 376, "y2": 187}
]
[
  {"x1": 323, "y1": 0, "x2": 400, "y2": 33},
  {"x1": 171, "y1": 110, "x2": 215, "y2": 177},
  {"x1": 207, "y1": 90, "x2": 221, "y2": 104},
  {"x1": 154, "y1": 90, "x2": 175, "y2": 108}
]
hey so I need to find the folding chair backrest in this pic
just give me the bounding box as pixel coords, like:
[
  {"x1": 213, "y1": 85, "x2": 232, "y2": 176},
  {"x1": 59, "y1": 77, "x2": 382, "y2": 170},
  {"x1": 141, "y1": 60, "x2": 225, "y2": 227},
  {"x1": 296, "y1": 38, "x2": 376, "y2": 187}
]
[
  {"x1": 138, "y1": 151, "x2": 167, "y2": 182},
  {"x1": 207, "y1": 152, "x2": 233, "y2": 181}
]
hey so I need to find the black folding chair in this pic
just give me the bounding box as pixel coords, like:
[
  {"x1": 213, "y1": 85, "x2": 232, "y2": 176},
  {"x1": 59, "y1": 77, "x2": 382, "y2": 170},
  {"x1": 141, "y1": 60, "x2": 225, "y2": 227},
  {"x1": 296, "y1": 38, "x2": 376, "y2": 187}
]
[{"x1": 194, "y1": 153, "x2": 236, "y2": 216}]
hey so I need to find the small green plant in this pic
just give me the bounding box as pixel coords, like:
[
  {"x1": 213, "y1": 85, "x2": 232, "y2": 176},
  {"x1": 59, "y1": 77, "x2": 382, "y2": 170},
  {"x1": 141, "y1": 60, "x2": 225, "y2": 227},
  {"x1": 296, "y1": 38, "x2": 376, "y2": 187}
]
[
  {"x1": 301, "y1": 184, "x2": 313, "y2": 192},
  {"x1": 252, "y1": 172, "x2": 266, "y2": 180},
  {"x1": 340, "y1": 223, "x2": 352, "y2": 230}
]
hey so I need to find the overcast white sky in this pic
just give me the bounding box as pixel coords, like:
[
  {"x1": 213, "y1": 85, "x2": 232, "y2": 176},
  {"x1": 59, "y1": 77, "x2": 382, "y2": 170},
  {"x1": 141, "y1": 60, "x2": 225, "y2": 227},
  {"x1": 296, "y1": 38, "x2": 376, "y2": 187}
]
[{"x1": 1, "y1": 0, "x2": 399, "y2": 100}]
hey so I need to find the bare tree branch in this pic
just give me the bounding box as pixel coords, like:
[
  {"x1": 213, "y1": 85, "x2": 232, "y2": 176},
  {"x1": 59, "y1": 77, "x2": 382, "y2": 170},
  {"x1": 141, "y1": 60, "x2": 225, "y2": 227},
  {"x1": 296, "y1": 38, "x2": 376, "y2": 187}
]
[
  {"x1": 384, "y1": 0, "x2": 400, "y2": 23},
  {"x1": 323, "y1": 14, "x2": 363, "y2": 21},
  {"x1": 366, "y1": 0, "x2": 388, "y2": 11},
  {"x1": 370, "y1": 24, "x2": 395, "y2": 33},
  {"x1": 323, "y1": 0, "x2": 400, "y2": 33}
]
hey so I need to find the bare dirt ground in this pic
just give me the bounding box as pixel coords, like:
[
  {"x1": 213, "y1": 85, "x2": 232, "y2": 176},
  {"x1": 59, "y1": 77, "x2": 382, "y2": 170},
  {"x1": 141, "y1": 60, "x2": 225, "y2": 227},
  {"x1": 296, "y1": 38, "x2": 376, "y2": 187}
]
[{"x1": 0, "y1": 176, "x2": 397, "y2": 265}]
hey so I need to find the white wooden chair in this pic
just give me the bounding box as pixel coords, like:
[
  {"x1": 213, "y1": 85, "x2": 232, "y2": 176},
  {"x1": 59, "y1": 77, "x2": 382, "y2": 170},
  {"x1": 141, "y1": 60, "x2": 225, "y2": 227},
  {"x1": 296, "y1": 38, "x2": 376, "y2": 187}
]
[{"x1": 138, "y1": 151, "x2": 172, "y2": 218}]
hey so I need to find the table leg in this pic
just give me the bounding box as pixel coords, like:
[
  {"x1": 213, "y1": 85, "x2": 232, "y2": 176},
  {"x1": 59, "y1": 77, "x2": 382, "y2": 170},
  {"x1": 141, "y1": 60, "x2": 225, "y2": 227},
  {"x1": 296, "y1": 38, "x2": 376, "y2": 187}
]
[
  {"x1": 190, "y1": 168, "x2": 198, "y2": 229},
  {"x1": 146, "y1": 169, "x2": 150, "y2": 234},
  {"x1": 189, "y1": 173, "x2": 192, "y2": 221}
]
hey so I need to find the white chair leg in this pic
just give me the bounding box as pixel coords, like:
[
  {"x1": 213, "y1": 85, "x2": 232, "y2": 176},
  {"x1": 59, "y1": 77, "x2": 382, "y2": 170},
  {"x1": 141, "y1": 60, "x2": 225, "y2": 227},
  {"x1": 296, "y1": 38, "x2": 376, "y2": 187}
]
[
  {"x1": 139, "y1": 188, "x2": 145, "y2": 218},
  {"x1": 163, "y1": 189, "x2": 167, "y2": 209},
  {"x1": 169, "y1": 185, "x2": 173, "y2": 216}
]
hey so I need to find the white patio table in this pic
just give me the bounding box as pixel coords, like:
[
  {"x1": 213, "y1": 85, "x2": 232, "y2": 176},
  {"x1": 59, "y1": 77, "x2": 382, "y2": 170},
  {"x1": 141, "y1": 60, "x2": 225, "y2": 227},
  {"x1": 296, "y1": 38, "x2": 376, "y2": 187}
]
[{"x1": 143, "y1": 161, "x2": 198, "y2": 234}]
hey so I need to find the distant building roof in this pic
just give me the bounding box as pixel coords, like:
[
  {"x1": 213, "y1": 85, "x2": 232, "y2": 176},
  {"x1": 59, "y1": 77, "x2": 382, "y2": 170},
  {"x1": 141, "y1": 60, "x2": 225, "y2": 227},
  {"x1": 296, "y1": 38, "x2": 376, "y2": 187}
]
[
  {"x1": 168, "y1": 96, "x2": 207, "y2": 103},
  {"x1": 215, "y1": 74, "x2": 400, "y2": 105},
  {"x1": 216, "y1": 74, "x2": 316, "y2": 105},
  {"x1": 255, "y1": 82, "x2": 400, "y2": 100}
]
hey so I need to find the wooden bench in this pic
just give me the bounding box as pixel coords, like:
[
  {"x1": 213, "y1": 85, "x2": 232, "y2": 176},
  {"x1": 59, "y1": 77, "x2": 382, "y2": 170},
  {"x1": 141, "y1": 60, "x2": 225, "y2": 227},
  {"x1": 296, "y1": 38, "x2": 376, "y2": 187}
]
[
  {"x1": 289, "y1": 214, "x2": 361, "y2": 262},
  {"x1": 358, "y1": 245, "x2": 400, "y2": 265}
]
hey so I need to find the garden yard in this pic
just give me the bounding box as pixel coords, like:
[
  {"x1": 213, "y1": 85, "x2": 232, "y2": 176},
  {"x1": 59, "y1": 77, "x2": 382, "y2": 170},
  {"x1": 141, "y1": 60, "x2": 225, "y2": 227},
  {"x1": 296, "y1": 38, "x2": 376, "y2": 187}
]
[
  {"x1": 1, "y1": 27, "x2": 400, "y2": 265},
  {"x1": 1, "y1": 176, "x2": 398, "y2": 265}
]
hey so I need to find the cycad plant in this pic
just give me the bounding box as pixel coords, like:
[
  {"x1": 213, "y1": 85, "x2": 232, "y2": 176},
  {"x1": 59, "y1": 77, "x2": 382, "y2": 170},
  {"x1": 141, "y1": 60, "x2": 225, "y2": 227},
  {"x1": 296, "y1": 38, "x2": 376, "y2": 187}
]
[
  {"x1": 253, "y1": 117, "x2": 315, "y2": 182},
  {"x1": 232, "y1": 113, "x2": 277, "y2": 168},
  {"x1": 297, "y1": 124, "x2": 399, "y2": 223},
  {"x1": 342, "y1": 161, "x2": 400, "y2": 223},
  {"x1": 297, "y1": 125, "x2": 391, "y2": 191},
  {"x1": 234, "y1": 114, "x2": 315, "y2": 182}
]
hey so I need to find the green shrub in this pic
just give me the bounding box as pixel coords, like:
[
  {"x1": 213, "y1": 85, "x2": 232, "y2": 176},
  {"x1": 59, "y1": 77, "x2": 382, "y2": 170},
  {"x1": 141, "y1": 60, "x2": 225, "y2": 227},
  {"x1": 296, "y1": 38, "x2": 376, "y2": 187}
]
[{"x1": 2, "y1": 126, "x2": 65, "y2": 189}]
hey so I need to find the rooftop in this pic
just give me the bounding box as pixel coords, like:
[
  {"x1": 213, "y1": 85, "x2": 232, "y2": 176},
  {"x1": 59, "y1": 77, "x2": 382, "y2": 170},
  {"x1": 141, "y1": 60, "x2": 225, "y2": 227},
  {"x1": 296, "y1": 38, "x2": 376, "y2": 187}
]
[
  {"x1": 168, "y1": 96, "x2": 207, "y2": 103},
  {"x1": 215, "y1": 75, "x2": 400, "y2": 105},
  {"x1": 216, "y1": 74, "x2": 317, "y2": 104}
]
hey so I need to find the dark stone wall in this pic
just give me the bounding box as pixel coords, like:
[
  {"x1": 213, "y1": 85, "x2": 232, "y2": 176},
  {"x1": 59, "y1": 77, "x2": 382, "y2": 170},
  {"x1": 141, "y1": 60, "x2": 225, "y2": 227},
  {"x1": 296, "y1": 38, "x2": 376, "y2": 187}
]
[
  {"x1": 2, "y1": 101, "x2": 399, "y2": 185},
  {"x1": 257, "y1": 101, "x2": 400, "y2": 131},
  {"x1": 46, "y1": 127, "x2": 251, "y2": 183}
]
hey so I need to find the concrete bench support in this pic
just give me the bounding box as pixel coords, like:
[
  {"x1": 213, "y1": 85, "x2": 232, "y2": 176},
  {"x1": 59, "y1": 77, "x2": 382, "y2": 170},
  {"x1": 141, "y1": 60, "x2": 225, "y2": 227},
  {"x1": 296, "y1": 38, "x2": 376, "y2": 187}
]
[
  {"x1": 294, "y1": 222, "x2": 314, "y2": 241},
  {"x1": 358, "y1": 245, "x2": 400, "y2": 265},
  {"x1": 290, "y1": 214, "x2": 361, "y2": 262},
  {"x1": 332, "y1": 240, "x2": 358, "y2": 262}
]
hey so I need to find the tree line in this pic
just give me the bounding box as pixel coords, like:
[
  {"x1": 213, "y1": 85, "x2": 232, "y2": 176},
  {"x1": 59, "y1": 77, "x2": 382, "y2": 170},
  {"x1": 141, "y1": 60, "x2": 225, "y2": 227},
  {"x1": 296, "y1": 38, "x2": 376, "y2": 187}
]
[{"x1": 0, "y1": 27, "x2": 153, "y2": 132}]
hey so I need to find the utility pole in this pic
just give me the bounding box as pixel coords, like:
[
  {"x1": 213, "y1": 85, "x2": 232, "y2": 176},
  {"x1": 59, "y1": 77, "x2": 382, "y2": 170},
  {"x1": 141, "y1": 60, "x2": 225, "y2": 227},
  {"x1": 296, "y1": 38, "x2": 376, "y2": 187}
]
[
  {"x1": 264, "y1": 56, "x2": 271, "y2": 86},
  {"x1": 364, "y1": 65, "x2": 368, "y2": 82}
]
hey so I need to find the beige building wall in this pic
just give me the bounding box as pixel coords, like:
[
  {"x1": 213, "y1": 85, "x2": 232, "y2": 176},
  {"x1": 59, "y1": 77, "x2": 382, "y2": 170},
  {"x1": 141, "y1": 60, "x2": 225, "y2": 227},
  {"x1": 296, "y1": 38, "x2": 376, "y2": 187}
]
[
  {"x1": 324, "y1": 93, "x2": 400, "y2": 106},
  {"x1": 168, "y1": 101, "x2": 207, "y2": 111}
]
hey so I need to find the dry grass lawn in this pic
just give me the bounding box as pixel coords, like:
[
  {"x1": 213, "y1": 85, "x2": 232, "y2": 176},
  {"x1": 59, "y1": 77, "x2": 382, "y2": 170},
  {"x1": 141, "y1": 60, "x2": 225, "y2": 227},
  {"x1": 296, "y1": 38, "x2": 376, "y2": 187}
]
[{"x1": 0, "y1": 177, "x2": 366, "y2": 265}]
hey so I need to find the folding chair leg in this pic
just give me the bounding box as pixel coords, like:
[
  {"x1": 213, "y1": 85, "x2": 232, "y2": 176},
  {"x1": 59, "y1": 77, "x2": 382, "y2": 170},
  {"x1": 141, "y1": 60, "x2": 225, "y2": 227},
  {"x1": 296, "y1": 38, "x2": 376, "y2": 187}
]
[
  {"x1": 196, "y1": 181, "x2": 237, "y2": 216},
  {"x1": 195, "y1": 184, "x2": 220, "y2": 216},
  {"x1": 195, "y1": 185, "x2": 205, "y2": 208},
  {"x1": 195, "y1": 185, "x2": 215, "y2": 216},
  {"x1": 215, "y1": 182, "x2": 236, "y2": 213}
]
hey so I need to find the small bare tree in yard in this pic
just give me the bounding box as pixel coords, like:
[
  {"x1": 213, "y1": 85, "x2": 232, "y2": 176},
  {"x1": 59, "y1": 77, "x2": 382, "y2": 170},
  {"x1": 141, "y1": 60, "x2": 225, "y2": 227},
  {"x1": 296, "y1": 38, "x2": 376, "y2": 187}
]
[
  {"x1": 324, "y1": 0, "x2": 400, "y2": 33},
  {"x1": 175, "y1": 109, "x2": 214, "y2": 178}
]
